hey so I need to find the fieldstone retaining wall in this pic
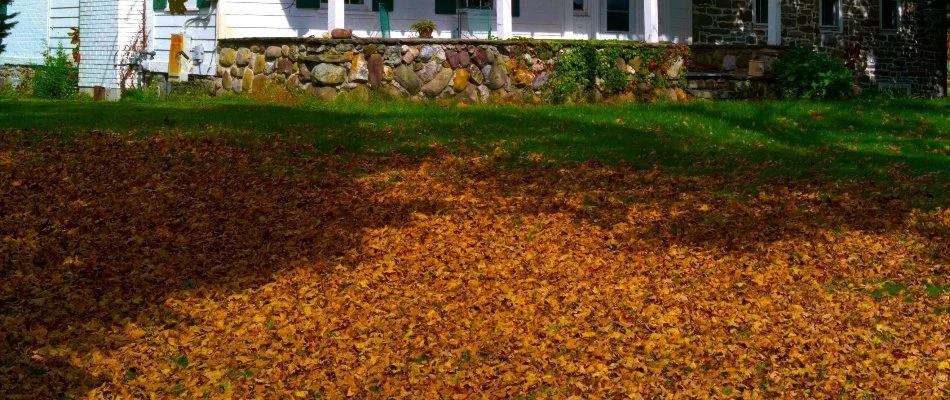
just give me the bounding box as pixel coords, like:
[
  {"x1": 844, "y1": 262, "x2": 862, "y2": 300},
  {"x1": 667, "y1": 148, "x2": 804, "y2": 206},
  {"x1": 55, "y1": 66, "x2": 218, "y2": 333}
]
[
  {"x1": 214, "y1": 38, "x2": 688, "y2": 103},
  {"x1": 0, "y1": 65, "x2": 35, "y2": 95}
]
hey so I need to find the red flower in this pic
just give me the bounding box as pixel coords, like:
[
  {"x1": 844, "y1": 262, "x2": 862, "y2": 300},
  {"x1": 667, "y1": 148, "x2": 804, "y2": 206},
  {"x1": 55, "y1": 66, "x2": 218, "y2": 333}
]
[{"x1": 648, "y1": 61, "x2": 658, "y2": 70}]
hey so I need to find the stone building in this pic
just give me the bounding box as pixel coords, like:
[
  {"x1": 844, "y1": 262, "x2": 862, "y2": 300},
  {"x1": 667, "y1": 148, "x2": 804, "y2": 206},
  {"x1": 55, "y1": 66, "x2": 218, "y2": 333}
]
[{"x1": 693, "y1": 0, "x2": 947, "y2": 96}]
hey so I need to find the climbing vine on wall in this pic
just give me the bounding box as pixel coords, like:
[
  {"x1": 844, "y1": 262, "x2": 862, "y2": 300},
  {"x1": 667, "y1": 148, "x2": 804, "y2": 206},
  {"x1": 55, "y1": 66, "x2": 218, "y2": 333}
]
[
  {"x1": 69, "y1": 27, "x2": 80, "y2": 63},
  {"x1": 537, "y1": 40, "x2": 689, "y2": 103}
]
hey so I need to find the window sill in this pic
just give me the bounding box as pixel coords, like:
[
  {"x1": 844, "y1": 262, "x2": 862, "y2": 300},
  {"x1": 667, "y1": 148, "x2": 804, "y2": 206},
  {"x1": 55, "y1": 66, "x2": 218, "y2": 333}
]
[{"x1": 316, "y1": 8, "x2": 377, "y2": 14}]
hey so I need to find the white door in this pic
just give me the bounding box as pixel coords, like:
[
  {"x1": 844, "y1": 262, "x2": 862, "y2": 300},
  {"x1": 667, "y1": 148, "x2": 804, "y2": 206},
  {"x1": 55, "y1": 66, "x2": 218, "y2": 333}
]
[
  {"x1": 659, "y1": 0, "x2": 692, "y2": 43},
  {"x1": 598, "y1": 0, "x2": 636, "y2": 40}
]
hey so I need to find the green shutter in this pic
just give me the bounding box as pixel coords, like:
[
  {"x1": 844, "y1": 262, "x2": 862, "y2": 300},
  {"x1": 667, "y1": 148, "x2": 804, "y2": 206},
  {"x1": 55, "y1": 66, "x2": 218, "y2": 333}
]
[
  {"x1": 152, "y1": 0, "x2": 167, "y2": 10},
  {"x1": 197, "y1": 0, "x2": 211, "y2": 8},
  {"x1": 434, "y1": 0, "x2": 455, "y2": 14},
  {"x1": 512, "y1": 0, "x2": 519, "y2": 17},
  {"x1": 297, "y1": 0, "x2": 321, "y2": 9},
  {"x1": 372, "y1": 0, "x2": 393, "y2": 12}
]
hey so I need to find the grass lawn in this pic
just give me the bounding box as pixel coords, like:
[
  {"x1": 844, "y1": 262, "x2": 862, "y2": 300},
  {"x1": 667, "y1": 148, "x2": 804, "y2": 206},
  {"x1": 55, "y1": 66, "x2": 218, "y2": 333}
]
[{"x1": 0, "y1": 96, "x2": 948, "y2": 398}]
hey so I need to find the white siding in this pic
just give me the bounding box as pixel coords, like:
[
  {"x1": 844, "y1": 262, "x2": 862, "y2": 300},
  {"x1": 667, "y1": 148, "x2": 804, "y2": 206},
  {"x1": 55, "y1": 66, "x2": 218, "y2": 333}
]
[
  {"x1": 659, "y1": 0, "x2": 691, "y2": 43},
  {"x1": 78, "y1": 0, "x2": 119, "y2": 89},
  {"x1": 0, "y1": 0, "x2": 50, "y2": 65},
  {"x1": 220, "y1": 0, "x2": 691, "y2": 42},
  {"x1": 115, "y1": 0, "x2": 151, "y2": 88},
  {"x1": 77, "y1": 0, "x2": 216, "y2": 93},
  {"x1": 149, "y1": 0, "x2": 217, "y2": 76},
  {"x1": 50, "y1": 0, "x2": 80, "y2": 51},
  {"x1": 220, "y1": 0, "x2": 569, "y2": 40}
]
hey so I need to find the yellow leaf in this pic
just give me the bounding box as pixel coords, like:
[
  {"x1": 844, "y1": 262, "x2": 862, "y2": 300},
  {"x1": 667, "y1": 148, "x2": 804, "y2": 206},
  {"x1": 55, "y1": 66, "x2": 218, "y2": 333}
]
[
  {"x1": 125, "y1": 324, "x2": 146, "y2": 340},
  {"x1": 204, "y1": 370, "x2": 225, "y2": 382}
]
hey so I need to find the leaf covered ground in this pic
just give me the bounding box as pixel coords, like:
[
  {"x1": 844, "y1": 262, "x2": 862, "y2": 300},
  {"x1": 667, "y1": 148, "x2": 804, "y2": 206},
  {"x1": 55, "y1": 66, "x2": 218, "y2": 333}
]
[{"x1": 0, "y1": 98, "x2": 948, "y2": 398}]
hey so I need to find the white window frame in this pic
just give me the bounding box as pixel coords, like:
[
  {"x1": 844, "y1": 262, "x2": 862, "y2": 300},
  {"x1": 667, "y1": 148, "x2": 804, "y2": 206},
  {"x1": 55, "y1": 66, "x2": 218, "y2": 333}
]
[
  {"x1": 460, "y1": 0, "x2": 494, "y2": 9},
  {"x1": 754, "y1": 0, "x2": 768, "y2": 25},
  {"x1": 321, "y1": 0, "x2": 368, "y2": 11},
  {"x1": 879, "y1": 0, "x2": 901, "y2": 30},
  {"x1": 820, "y1": 0, "x2": 842, "y2": 29}
]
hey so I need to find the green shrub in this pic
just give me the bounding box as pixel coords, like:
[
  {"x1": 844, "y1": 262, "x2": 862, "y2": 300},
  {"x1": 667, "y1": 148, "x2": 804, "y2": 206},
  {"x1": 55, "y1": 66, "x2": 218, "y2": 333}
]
[
  {"x1": 169, "y1": 80, "x2": 215, "y2": 99},
  {"x1": 546, "y1": 42, "x2": 596, "y2": 103},
  {"x1": 772, "y1": 47, "x2": 853, "y2": 99},
  {"x1": 32, "y1": 46, "x2": 78, "y2": 99},
  {"x1": 121, "y1": 80, "x2": 163, "y2": 102},
  {"x1": 121, "y1": 87, "x2": 161, "y2": 102},
  {"x1": 542, "y1": 40, "x2": 689, "y2": 103},
  {"x1": 596, "y1": 47, "x2": 629, "y2": 95}
]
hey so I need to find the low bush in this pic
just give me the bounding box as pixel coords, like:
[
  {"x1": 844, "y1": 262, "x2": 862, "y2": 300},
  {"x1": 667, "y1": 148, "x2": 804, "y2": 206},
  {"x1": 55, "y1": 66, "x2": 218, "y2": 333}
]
[
  {"x1": 32, "y1": 46, "x2": 78, "y2": 99},
  {"x1": 545, "y1": 43, "x2": 597, "y2": 103},
  {"x1": 772, "y1": 47, "x2": 853, "y2": 99},
  {"x1": 121, "y1": 79, "x2": 163, "y2": 102},
  {"x1": 169, "y1": 80, "x2": 216, "y2": 99},
  {"x1": 542, "y1": 40, "x2": 689, "y2": 104}
]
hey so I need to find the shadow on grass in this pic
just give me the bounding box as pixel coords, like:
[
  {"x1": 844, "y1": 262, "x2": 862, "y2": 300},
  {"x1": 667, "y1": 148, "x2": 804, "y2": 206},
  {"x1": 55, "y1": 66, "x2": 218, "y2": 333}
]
[
  {"x1": 0, "y1": 133, "x2": 443, "y2": 398},
  {"x1": 3, "y1": 97, "x2": 946, "y2": 181}
]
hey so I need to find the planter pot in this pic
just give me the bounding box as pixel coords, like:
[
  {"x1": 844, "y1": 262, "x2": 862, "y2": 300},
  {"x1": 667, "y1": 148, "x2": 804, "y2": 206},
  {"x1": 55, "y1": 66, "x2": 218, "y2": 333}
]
[{"x1": 331, "y1": 28, "x2": 353, "y2": 39}]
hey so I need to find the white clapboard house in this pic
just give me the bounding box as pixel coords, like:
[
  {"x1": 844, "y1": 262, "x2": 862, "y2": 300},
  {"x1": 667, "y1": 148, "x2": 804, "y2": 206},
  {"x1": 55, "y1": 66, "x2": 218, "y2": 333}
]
[{"x1": 1, "y1": 0, "x2": 694, "y2": 98}]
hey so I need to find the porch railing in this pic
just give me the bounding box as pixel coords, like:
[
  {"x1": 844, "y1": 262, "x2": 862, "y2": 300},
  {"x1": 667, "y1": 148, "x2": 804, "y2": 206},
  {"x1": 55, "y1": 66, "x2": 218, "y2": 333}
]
[{"x1": 456, "y1": 8, "x2": 492, "y2": 39}]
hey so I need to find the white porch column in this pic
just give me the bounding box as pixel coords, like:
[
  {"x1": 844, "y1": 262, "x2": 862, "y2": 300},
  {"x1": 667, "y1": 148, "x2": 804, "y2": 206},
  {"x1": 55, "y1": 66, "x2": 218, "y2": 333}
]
[
  {"x1": 495, "y1": 0, "x2": 512, "y2": 39},
  {"x1": 767, "y1": 0, "x2": 781, "y2": 45},
  {"x1": 328, "y1": 0, "x2": 345, "y2": 31},
  {"x1": 643, "y1": 0, "x2": 659, "y2": 43}
]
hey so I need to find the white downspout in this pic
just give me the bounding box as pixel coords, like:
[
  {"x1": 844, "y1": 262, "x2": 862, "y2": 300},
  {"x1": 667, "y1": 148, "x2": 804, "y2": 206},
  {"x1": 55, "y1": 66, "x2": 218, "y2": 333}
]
[{"x1": 767, "y1": 0, "x2": 781, "y2": 45}]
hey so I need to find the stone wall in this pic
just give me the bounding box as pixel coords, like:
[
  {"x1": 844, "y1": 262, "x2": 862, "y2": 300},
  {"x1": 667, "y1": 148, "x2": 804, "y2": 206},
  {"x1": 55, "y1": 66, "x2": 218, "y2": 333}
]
[
  {"x1": 690, "y1": 44, "x2": 786, "y2": 72},
  {"x1": 213, "y1": 38, "x2": 690, "y2": 103},
  {"x1": 693, "y1": 0, "x2": 948, "y2": 96},
  {"x1": 0, "y1": 65, "x2": 35, "y2": 95}
]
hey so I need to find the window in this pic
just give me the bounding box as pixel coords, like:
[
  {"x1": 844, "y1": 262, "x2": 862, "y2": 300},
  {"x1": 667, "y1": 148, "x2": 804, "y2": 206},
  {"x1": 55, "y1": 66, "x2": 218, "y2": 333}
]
[
  {"x1": 881, "y1": 0, "x2": 900, "y2": 30},
  {"x1": 152, "y1": 0, "x2": 210, "y2": 11},
  {"x1": 574, "y1": 0, "x2": 587, "y2": 14},
  {"x1": 754, "y1": 0, "x2": 768, "y2": 24},
  {"x1": 820, "y1": 0, "x2": 840, "y2": 27},
  {"x1": 435, "y1": 0, "x2": 519, "y2": 16},
  {"x1": 459, "y1": 0, "x2": 492, "y2": 8},
  {"x1": 605, "y1": 0, "x2": 629, "y2": 32},
  {"x1": 321, "y1": 0, "x2": 365, "y2": 7}
]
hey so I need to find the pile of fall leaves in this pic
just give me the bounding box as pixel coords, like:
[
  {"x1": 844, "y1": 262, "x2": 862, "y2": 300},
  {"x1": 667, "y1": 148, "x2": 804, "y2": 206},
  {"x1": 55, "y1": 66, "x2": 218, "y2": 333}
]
[{"x1": 0, "y1": 130, "x2": 947, "y2": 399}]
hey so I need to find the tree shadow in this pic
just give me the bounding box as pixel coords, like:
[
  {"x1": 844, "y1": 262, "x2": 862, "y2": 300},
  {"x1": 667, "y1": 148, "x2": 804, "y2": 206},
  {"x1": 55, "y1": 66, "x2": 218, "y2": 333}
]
[{"x1": 0, "y1": 132, "x2": 442, "y2": 398}]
